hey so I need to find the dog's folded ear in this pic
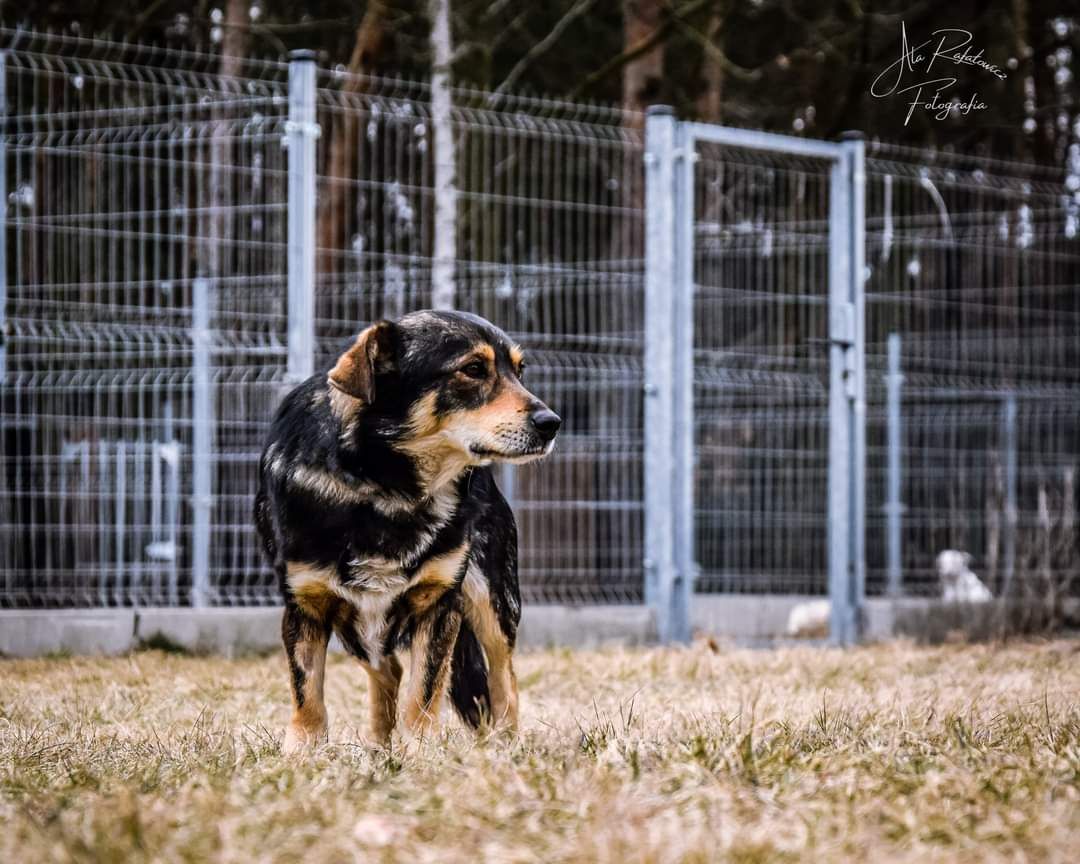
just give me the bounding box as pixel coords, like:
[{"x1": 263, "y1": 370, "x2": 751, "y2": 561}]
[{"x1": 328, "y1": 321, "x2": 396, "y2": 404}]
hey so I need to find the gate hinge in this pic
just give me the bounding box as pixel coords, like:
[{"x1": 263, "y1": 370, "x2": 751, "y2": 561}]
[{"x1": 830, "y1": 301, "x2": 859, "y2": 399}]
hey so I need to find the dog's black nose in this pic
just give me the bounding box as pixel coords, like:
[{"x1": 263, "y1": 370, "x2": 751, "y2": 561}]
[{"x1": 530, "y1": 408, "x2": 561, "y2": 441}]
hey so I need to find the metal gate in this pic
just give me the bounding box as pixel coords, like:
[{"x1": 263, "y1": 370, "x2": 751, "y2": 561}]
[{"x1": 643, "y1": 110, "x2": 866, "y2": 644}]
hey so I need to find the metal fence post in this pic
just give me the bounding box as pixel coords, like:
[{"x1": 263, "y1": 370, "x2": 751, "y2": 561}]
[
  {"x1": 643, "y1": 106, "x2": 678, "y2": 643},
  {"x1": 642, "y1": 106, "x2": 694, "y2": 644},
  {"x1": 671, "y1": 118, "x2": 695, "y2": 644},
  {"x1": 287, "y1": 50, "x2": 318, "y2": 384},
  {"x1": 827, "y1": 133, "x2": 866, "y2": 645},
  {"x1": 114, "y1": 441, "x2": 126, "y2": 606},
  {"x1": 1001, "y1": 394, "x2": 1018, "y2": 600},
  {"x1": 849, "y1": 134, "x2": 867, "y2": 638},
  {"x1": 827, "y1": 146, "x2": 852, "y2": 644},
  {"x1": 191, "y1": 277, "x2": 213, "y2": 607},
  {"x1": 99, "y1": 439, "x2": 109, "y2": 607},
  {"x1": 885, "y1": 332, "x2": 904, "y2": 597}
]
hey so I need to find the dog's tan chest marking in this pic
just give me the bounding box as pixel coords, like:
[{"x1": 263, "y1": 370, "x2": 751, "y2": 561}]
[
  {"x1": 405, "y1": 542, "x2": 469, "y2": 617},
  {"x1": 285, "y1": 540, "x2": 469, "y2": 665},
  {"x1": 348, "y1": 542, "x2": 468, "y2": 669},
  {"x1": 345, "y1": 556, "x2": 411, "y2": 590},
  {"x1": 285, "y1": 563, "x2": 340, "y2": 620}
]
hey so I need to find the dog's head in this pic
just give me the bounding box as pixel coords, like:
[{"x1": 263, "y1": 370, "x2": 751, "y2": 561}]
[
  {"x1": 328, "y1": 311, "x2": 560, "y2": 470},
  {"x1": 936, "y1": 549, "x2": 972, "y2": 583}
]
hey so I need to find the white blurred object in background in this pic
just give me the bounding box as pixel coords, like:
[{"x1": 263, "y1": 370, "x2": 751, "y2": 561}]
[
  {"x1": 786, "y1": 599, "x2": 831, "y2": 638},
  {"x1": 937, "y1": 550, "x2": 993, "y2": 603}
]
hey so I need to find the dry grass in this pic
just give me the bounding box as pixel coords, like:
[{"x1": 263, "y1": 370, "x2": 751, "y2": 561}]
[{"x1": 1, "y1": 640, "x2": 1079, "y2": 863}]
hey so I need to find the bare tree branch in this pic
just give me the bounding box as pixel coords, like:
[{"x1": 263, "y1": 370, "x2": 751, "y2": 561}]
[
  {"x1": 671, "y1": 14, "x2": 762, "y2": 83},
  {"x1": 493, "y1": 0, "x2": 602, "y2": 95},
  {"x1": 568, "y1": 0, "x2": 713, "y2": 100},
  {"x1": 483, "y1": 0, "x2": 519, "y2": 23}
]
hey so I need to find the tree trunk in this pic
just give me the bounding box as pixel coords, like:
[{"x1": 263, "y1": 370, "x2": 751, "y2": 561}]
[
  {"x1": 429, "y1": 0, "x2": 457, "y2": 310},
  {"x1": 621, "y1": 0, "x2": 665, "y2": 127},
  {"x1": 695, "y1": 8, "x2": 724, "y2": 123},
  {"x1": 220, "y1": 0, "x2": 247, "y2": 76},
  {"x1": 1010, "y1": 0, "x2": 1034, "y2": 162},
  {"x1": 620, "y1": 0, "x2": 665, "y2": 255},
  {"x1": 317, "y1": 2, "x2": 389, "y2": 285},
  {"x1": 208, "y1": 0, "x2": 247, "y2": 282}
]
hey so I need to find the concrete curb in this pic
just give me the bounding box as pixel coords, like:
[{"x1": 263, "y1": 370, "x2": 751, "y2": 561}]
[
  {"x1": 137, "y1": 607, "x2": 282, "y2": 656},
  {"x1": 1, "y1": 597, "x2": 1073, "y2": 657},
  {"x1": 519, "y1": 604, "x2": 657, "y2": 648},
  {"x1": 0, "y1": 609, "x2": 137, "y2": 657},
  {"x1": 0, "y1": 604, "x2": 657, "y2": 657}
]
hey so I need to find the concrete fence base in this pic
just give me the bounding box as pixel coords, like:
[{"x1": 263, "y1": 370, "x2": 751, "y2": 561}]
[
  {"x1": 0, "y1": 597, "x2": 1074, "y2": 658},
  {"x1": 0, "y1": 604, "x2": 658, "y2": 658}
]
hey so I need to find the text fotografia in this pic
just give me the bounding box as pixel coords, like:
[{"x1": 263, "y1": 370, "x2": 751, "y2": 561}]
[{"x1": 871, "y1": 24, "x2": 1006, "y2": 126}]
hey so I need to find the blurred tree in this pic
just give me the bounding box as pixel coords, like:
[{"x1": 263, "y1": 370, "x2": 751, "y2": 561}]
[
  {"x1": 429, "y1": 0, "x2": 456, "y2": 310},
  {"x1": 622, "y1": 0, "x2": 666, "y2": 123},
  {"x1": 316, "y1": 1, "x2": 390, "y2": 282}
]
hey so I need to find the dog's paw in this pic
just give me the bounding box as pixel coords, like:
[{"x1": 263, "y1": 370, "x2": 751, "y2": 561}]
[
  {"x1": 283, "y1": 721, "x2": 328, "y2": 755},
  {"x1": 486, "y1": 717, "x2": 519, "y2": 741}
]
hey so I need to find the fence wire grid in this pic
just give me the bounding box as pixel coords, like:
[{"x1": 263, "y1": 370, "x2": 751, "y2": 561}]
[{"x1": 1, "y1": 30, "x2": 1077, "y2": 612}]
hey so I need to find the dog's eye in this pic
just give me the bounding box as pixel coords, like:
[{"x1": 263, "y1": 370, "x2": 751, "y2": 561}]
[
  {"x1": 460, "y1": 361, "x2": 488, "y2": 380},
  {"x1": 516, "y1": 362, "x2": 526, "y2": 381}
]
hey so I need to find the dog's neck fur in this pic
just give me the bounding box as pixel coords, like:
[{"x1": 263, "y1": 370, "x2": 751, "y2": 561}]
[{"x1": 330, "y1": 386, "x2": 472, "y2": 508}]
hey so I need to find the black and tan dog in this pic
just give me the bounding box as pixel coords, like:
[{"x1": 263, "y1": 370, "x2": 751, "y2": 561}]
[{"x1": 255, "y1": 310, "x2": 560, "y2": 752}]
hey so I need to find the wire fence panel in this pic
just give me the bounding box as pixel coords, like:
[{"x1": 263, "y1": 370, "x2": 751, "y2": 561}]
[
  {"x1": 308, "y1": 72, "x2": 646, "y2": 604},
  {"x1": 0, "y1": 31, "x2": 645, "y2": 608},
  {"x1": 865, "y1": 143, "x2": 1080, "y2": 600},
  {"x1": 0, "y1": 32, "x2": 291, "y2": 606},
  {"x1": 2, "y1": 29, "x2": 1077, "y2": 614},
  {"x1": 691, "y1": 142, "x2": 834, "y2": 595}
]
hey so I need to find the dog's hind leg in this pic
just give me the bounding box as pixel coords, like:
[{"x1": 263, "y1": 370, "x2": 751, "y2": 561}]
[
  {"x1": 403, "y1": 601, "x2": 462, "y2": 737},
  {"x1": 282, "y1": 601, "x2": 332, "y2": 754}
]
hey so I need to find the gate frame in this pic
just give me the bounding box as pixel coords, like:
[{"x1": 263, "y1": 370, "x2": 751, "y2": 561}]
[{"x1": 644, "y1": 109, "x2": 866, "y2": 645}]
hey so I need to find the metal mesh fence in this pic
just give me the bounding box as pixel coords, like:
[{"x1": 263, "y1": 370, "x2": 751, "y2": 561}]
[
  {"x1": 309, "y1": 71, "x2": 645, "y2": 603},
  {"x1": 865, "y1": 143, "x2": 1080, "y2": 599},
  {"x1": 0, "y1": 30, "x2": 644, "y2": 607},
  {"x1": 691, "y1": 142, "x2": 833, "y2": 594},
  {"x1": 0, "y1": 32, "x2": 291, "y2": 606},
  {"x1": 1, "y1": 30, "x2": 1077, "y2": 613}
]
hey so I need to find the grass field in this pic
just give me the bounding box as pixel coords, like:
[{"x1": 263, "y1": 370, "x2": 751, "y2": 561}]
[{"x1": 1, "y1": 640, "x2": 1078, "y2": 863}]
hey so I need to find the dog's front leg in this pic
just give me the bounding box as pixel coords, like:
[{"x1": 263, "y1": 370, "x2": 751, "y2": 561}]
[
  {"x1": 282, "y1": 602, "x2": 332, "y2": 754},
  {"x1": 462, "y1": 573, "x2": 519, "y2": 731},
  {"x1": 465, "y1": 610, "x2": 518, "y2": 731},
  {"x1": 362, "y1": 655, "x2": 403, "y2": 746},
  {"x1": 403, "y1": 601, "x2": 461, "y2": 737},
  {"x1": 482, "y1": 633, "x2": 519, "y2": 732}
]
